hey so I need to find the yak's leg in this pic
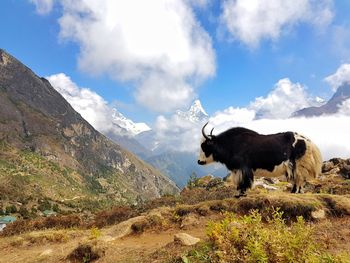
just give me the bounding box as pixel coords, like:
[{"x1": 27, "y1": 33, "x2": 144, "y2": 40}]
[
  {"x1": 236, "y1": 167, "x2": 253, "y2": 197},
  {"x1": 290, "y1": 159, "x2": 299, "y2": 194},
  {"x1": 225, "y1": 170, "x2": 244, "y2": 197}
]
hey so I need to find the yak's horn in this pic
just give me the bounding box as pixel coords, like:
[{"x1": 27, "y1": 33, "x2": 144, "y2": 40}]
[
  {"x1": 201, "y1": 122, "x2": 210, "y2": 140},
  {"x1": 210, "y1": 128, "x2": 214, "y2": 137}
]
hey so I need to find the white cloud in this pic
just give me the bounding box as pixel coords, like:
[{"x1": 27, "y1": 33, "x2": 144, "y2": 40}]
[
  {"x1": 324, "y1": 64, "x2": 350, "y2": 91},
  {"x1": 29, "y1": 0, "x2": 54, "y2": 15},
  {"x1": 50, "y1": 0, "x2": 215, "y2": 112},
  {"x1": 154, "y1": 78, "x2": 350, "y2": 161},
  {"x1": 154, "y1": 114, "x2": 202, "y2": 152},
  {"x1": 47, "y1": 73, "x2": 150, "y2": 136},
  {"x1": 210, "y1": 107, "x2": 255, "y2": 127},
  {"x1": 135, "y1": 73, "x2": 195, "y2": 112},
  {"x1": 47, "y1": 73, "x2": 114, "y2": 133},
  {"x1": 249, "y1": 78, "x2": 320, "y2": 119},
  {"x1": 220, "y1": 0, "x2": 333, "y2": 48}
]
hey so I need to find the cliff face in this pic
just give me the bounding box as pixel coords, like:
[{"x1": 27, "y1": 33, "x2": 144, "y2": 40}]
[{"x1": 0, "y1": 49, "x2": 178, "y2": 206}]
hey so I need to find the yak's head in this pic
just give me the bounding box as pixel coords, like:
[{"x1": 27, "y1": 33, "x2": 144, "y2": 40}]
[{"x1": 198, "y1": 122, "x2": 216, "y2": 165}]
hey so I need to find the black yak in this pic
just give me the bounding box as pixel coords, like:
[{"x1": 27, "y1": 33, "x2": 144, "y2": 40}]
[{"x1": 198, "y1": 123, "x2": 322, "y2": 196}]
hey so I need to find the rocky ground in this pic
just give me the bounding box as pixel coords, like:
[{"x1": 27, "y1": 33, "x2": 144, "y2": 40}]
[{"x1": 1, "y1": 159, "x2": 350, "y2": 262}]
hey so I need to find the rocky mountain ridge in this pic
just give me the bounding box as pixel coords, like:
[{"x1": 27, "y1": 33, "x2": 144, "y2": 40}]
[
  {"x1": 0, "y1": 49, "x2": 178, "y2": 208},
  {"x1": 293, "y1": 84, "x2": 350, "y2": 117}
]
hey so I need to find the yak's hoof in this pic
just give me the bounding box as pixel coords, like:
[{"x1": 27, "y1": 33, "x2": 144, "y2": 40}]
[{"x1": 234, "y1": 192, "x2": 247, "y2": 198}]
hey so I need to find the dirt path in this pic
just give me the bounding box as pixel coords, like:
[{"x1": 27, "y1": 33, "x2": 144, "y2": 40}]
[{"x1": 0, "y1": 215, "x2": 217, "y2": 263}]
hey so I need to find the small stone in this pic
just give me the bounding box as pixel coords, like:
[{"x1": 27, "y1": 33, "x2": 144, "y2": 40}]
[
  {"x1": 311, "y1": 209, "x2": 326, "y2": 220},
  {"x1": 174, "y1": 233, "x2": 200, "y2": 246}
]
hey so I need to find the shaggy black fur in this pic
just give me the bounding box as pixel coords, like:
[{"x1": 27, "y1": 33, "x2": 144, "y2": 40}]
[{"x1": 199, "y1": 127, "x2": 307, "y2": 195}]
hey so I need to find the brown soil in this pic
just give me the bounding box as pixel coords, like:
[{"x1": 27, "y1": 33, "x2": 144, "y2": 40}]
[
  {"x1": 0, "y1": 215, "x2": 220, "y2": 263},
  {"x1": 2, "y1": 193, "x2": 350, "y2": 262}
]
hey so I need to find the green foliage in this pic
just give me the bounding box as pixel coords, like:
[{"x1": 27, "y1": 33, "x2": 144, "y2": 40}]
[
  {"x1": 38, "y1": 199, "x2": 51, "y2": 212},
  {"x1": 19, "y1": 206, "x2": 30, "y2": 219},
  {"x1": 204, "y1": 210, "x2": 347, "y2": 263},
  {"x1": 184, "y1": 242, "x2": 214, "y2": 263},
  {"x1": 5, "y1": 205, "x2": 17, "y2": 214},
  {"x1": 187, "y1": 172, "x2": 199, "y2": 189},
  {"x1": 89, "y1": 227, "x2": 101, "y2": 240},
  {"x1": 52, "y1": 203, "x2": 60, "y2": 213}
]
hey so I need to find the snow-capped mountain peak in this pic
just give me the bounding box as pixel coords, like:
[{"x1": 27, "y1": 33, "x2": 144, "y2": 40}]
[
  {"x1": 111, "y1": 108, "x2": 151, "y2": 136},
  {"x1": 176, "y1": 99, "x2": 209, "y2": 123}
]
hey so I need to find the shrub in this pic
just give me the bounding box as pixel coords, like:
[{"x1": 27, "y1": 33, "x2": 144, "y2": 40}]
[
  {"x1": 5, "y1": 204, "x2": 17, "y2": 214},
  {"x1": 67, "y1": 242, "x2": 105, "y2": 263},
  {"x1": 93, "y1": 206, "x2": 135, "y2": 228},
  {"x1": 38, "y1": 199, "x2": 51, "y2": 212},
  {"x1": 187, "y1": 172, "x2": 199, "y2": 189},
  {"x1": 19, "y1": 206, "x2": 30, "y2": 219},
  {"x1": 89, "y1": 227, "x2": 101, "y2": 240},
  {"x1": 0, "y1": 215, "x2": 82, "y2": 236},
  {"x1": 205, "y1": 210, "x2": 344, "y2": 263},
  {"x1": 141, "y1": 195, "x2": 178, "y2": 211}
]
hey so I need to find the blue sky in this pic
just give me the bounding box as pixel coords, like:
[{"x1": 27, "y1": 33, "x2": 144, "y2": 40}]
[{"x1": 1, "y1": 0, "x2": 350, "y2": 126}]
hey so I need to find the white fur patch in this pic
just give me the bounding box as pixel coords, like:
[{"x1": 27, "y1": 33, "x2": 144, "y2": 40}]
[
  {"x1": 254, "y1": 161, "x2": 292, "y2": 181},
  {"x1": 224, "y1": 170, "x2": 243, "y2": 188},
  {"x1": 198, "y1": 136, "x2": 214, "y2": 165}
]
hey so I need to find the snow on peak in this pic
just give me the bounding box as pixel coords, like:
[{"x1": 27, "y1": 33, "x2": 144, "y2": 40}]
[
  {"x1": 111, "y1": 108, "x2": 151, "y2": 136},
  {"x1": 176, "y1": 100, "x2": 209, "y2": 123}
]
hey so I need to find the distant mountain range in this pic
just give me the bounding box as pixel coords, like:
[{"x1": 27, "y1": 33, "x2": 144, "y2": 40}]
[
  {"x1": 0, "y1": 49, "x2": 178, "y2": 209},
  {"x1": 111, "y1": 108, "x2": 151, "y2": 136},
  {"x1": 293, "y1": 84, "x2": 350, "y2": 117},
  {"x1": 176, "y1": 99, "x2": 209, "y2": 123}
]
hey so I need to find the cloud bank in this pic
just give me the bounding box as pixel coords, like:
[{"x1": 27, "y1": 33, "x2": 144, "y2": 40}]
[
  {"x1": 156, "y1": 77, "x2": 350, "y2": 161},
  {"x1": 220, "y1": 0, "x2": 334, "y2": 48},
  {"x1": 249, "y1": 78, "x2": 322, "y2": 119},
  {"x1": 45, "y1": 0, "x2": 215, "y2": 112}
]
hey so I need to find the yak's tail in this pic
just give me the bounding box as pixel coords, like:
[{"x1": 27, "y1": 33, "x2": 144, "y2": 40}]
[{"x1": 295, "y1": 138, "x2": 323, "y2": 191}]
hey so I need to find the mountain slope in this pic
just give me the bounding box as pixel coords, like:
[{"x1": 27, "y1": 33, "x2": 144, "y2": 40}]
[
  {"x1": 293, "y1": 84, "x2": 350, "y2": 117},
  {"x1": 0, "y1": 49, "x2": 178, "y2": 208}
]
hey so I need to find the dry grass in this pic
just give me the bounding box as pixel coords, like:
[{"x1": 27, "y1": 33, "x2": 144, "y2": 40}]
[
  {"x1": 172, "y1": 192, "x2": 350, "y2": 223},
  {"x1": 92, "y1": 206, "x2": 136, "y2": 228},
  {"x1": 0, "y1": 214, "x2": 82, "y2": 236}
]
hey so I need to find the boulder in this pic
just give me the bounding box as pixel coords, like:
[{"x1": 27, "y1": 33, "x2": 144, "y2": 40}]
[
  {"x1": 174, "y1": 233, "x2": 201, "y2": 246},
  {"x1": 109, "y1": 216, "x2": 146, "y2": 239},
  {"x1": 322, "y1": 158, "x2": 350, "y2": 179},
  {"x1": 311, "y1": 209, "x2": 326, "y2": 220}
]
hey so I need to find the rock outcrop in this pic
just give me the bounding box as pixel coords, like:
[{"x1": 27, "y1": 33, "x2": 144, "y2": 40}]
[{"x1": 322, "y1": 158, "x2": 350, "y2": 179}]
